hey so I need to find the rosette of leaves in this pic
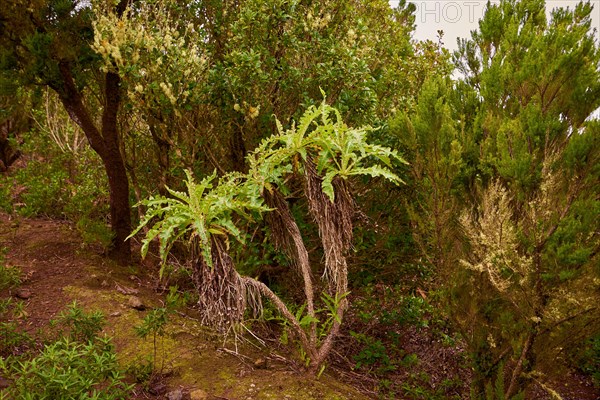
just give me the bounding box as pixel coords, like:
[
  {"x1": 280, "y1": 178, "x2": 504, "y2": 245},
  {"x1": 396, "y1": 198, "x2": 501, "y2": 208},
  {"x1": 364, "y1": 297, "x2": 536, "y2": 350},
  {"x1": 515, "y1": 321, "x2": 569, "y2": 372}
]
[
  {"x1": 131, "y1": 170, "x2": 269, "y2": 328},
  {"x1": 247, "y1": 99, "x2": 406, "y2": 371}
]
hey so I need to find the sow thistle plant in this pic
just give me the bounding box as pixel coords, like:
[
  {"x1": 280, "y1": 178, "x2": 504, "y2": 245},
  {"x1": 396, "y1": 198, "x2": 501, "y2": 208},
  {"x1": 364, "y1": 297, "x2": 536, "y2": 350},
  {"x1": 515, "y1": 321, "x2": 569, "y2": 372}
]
[
  {"x1": 132, "y1": 170, "x2": 269, "y2": 328},
  {"x1": 132, "y1": 100, "x2": 406, "y2": 373}
]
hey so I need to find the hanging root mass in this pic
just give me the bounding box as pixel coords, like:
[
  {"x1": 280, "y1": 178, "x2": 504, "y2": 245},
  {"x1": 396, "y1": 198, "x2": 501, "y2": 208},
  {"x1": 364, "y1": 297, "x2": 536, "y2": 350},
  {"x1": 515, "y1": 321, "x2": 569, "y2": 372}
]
[{"x1": 191, "y1": 237, "x2": 262, "y2": 332}]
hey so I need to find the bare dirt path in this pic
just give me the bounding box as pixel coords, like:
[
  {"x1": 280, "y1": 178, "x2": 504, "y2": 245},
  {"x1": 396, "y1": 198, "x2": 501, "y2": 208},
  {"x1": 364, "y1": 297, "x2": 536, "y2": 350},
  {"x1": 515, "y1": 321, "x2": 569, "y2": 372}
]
[{"x1": 1, "y1": 215, "x2": 91, "y2": 333}]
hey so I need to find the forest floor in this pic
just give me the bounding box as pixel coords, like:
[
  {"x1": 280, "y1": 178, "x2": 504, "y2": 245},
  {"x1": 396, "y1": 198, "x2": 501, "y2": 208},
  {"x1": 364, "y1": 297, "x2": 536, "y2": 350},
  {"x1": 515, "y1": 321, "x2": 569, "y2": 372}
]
[
  {"x1": 0, "y1": 213, "x2": 598, "y2": 399},
  {"x1": 0, "y1": 214, "x2": 366, "y2": 400}
]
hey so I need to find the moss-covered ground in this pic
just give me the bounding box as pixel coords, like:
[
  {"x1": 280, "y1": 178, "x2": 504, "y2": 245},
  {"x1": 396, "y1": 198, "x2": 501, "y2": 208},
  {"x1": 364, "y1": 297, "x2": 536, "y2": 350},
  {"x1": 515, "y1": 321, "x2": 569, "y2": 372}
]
[{"x1": 0, "y1": 214, "x2": 367, "y2": 399}]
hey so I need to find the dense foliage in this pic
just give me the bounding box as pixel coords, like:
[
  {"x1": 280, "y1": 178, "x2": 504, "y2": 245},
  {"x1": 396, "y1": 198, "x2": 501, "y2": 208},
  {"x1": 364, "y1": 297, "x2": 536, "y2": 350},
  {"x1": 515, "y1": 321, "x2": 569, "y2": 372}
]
[
  {"x1": 0, "y1": 301, "x2": 132, "y2": 399},
  {"x1": 1, "y1": 0, "x2": 598, "y2": 398}
]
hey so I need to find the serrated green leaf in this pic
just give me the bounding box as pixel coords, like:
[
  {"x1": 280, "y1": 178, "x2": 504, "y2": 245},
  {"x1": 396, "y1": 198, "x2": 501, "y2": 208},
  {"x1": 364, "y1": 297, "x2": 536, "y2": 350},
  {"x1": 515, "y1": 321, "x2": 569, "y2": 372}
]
[
  {"x1": 321, "y1": 170, "x2": 337, "y2": 202},
  {"x1": 299, "y1": 315, "x2": 320, "y2": 327},
  {"x1": 349, "y1": 165, "x2": 404, "y2": 184}
]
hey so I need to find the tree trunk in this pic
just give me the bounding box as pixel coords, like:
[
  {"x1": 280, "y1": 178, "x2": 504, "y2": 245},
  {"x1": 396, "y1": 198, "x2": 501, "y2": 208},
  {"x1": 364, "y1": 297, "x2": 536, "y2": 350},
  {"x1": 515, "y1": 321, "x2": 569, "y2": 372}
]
[
  {"x1": 506, "y1": 333, "x2": 534, "y2": 399},
  {"x1": 56, "y1": 63, "x2": 131, "y2": 263},
  {"x1": 230, "y1": 125, "x2": 248, "y2": 172},
  {"x1": 148, "y1": 124, "x2": 171, "y2": 195},
  {"x1": 0, "y1": 118, "x2": 21, "y2": 171},
  {"x1": 101, "y1": 72, "x2": 131, "y2": 262}
]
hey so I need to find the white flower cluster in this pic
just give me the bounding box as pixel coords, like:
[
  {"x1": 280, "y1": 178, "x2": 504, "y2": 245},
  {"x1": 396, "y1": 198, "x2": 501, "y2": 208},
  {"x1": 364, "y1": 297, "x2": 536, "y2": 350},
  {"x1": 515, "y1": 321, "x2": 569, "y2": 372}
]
[
  {"x1": 234, "y1": 101, "x2": 260, "y2": 121},
  {"x1": 92, "y1": 17, "x2": 128, "y2": 69},
  {"x1": 91, "y1": 1, "x2": 207, "y2": 111}
]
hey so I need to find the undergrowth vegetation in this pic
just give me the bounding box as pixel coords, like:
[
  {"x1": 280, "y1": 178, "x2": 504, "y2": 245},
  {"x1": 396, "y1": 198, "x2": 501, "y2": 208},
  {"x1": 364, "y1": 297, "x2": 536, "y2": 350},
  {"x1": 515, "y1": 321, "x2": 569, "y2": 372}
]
[
  {"x1": 0, "y1": 92, "x2": 113, "y2": 251},
  {"x1": 1, "y1": 337, "x2": 131, "y2": 400},
  {"x1": 0, "y1": 297, "x2": 132, "y2": 399}
]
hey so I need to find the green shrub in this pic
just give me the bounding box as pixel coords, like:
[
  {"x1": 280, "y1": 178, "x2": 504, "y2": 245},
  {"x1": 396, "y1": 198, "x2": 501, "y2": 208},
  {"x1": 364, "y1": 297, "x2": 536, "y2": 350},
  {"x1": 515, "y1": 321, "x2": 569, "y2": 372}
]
[
  {"x1": 355, "y1": 285, "x2": 432, "y2": 329},
  {"x1": 0, "y1": 322, "x2": 32, "y2": 357},
  {"x1": 0, "y1": 336, "x2": 133, "y2": 400},
  {"x1": 51, "y1": 301, "x2": 105, "y2": 343},
  {"x1": 0, "y1": 280, "x2": 31, "y2": 358},
  {"x1": 350, "y1": 331, "x2": 396, "y2": 374},
  {"x1": 0, "y1": 298, "x2": 11, "y2": 317},
  {"x1": 0, "y1": 248, "x2": 20, "y2": 291},
  {"x1": 76, "y1": 217, "x2": 114, "y2": 250},
  {"x1": 134, "y1": 287, "x2": 181, "y2": 371},
  {"x1": 0, "y1": 298, "x2": 26, "y2": 321},
  {"x1": 578, "y1": 335, "x2": 600, "y2": 387},
  {"x1": 0, "y1": 303, "x2": 132, "y2": 399},
  {"x1": 14, "y1": 158, "x2": 70, "y2": 218},
  {"x1": 62, "y1": 151, "x2": 110, "y2": 225},
  {"x1": 9, "y1": 128, "x2": 112, "y2": 250},
  {"x1": 0, "y1": 181, "x2": 12, "y2": 213},
  {"x1": 125, "y1": 356, "x2": 153, "y2": 385},
  {"x1": 0, "y1": 266, "x2": 21, "y2": 291},
  {"x1": 12, "y1": 150, "x2": 113, "y2": 250}
]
